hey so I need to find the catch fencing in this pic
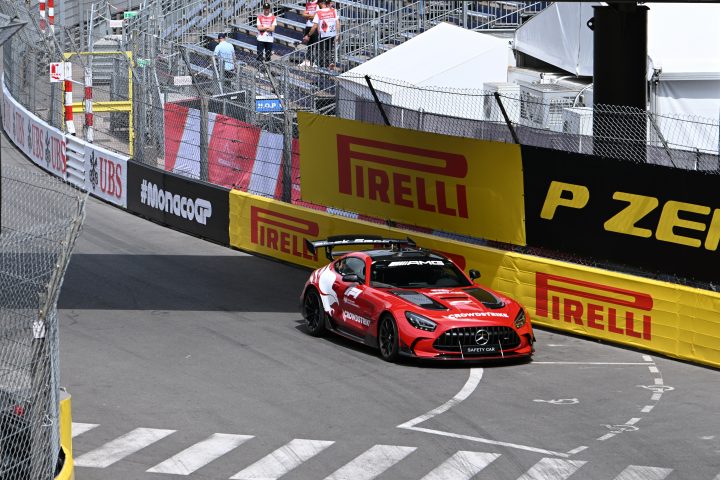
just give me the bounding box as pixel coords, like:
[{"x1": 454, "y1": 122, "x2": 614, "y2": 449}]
[{"x1": 0, "y1": 165, "x2": 86, "y2": 480}]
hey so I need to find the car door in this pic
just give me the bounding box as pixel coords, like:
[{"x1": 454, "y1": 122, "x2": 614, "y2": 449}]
[{"x1": 334, "y1": 256, "x2": 374, "y2": 338}]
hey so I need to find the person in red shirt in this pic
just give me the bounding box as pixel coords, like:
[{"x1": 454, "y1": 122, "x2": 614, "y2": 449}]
[
  {"x1": 303, "y1": 0, "x2": 340, "y2": 69},
  {"x1": 302, "y1": 0, "x2": 320, "y2": 65},
  {"x1": 256, "y1": 3, "x2": 277, "y2": 62}
]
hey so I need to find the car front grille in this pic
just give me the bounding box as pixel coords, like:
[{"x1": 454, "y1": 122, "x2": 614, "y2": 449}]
[{"x1": 433, "y1": 326, "x2": 520, "y2": 352}]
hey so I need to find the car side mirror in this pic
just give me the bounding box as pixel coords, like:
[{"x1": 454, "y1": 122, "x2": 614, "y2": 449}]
[
  {"x1": 469, "y1": 269, "x2": 481, "y2": 280},
  {"x1": 342, "y1": 274, "x2": 360, "y2": 283}
]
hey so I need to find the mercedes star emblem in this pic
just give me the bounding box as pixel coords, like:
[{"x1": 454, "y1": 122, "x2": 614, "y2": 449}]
[{"x1": 475, "y1": 329, "x2": 490, "y2": 345}]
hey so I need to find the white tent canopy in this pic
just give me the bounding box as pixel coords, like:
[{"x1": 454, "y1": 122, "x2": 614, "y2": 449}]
[
  {"x1": 513, "y1": 2, "x2": 720, "y2": 152},
  {"x1": 337, "y1": 22, "x2": 512, "y2": 122}
]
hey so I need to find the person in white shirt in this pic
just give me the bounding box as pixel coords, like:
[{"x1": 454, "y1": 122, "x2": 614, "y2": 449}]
[
  {"x1": 303, "y1": 0, "x2": 340, "y2": 69},
  {"x1": 256, "y1": 3, "x2": 277, "y2": 62},
  {"x1": 213, "y1": 32, "x2": 236, "y2": 87}
]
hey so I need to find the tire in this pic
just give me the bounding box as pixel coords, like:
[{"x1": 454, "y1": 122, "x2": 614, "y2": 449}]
[
  {"x1": 303, "y1": 289, "x2": 326, "y2": 337},
  {"x1": 378, "y1": 315, "x2": 400, "y2": 362}
]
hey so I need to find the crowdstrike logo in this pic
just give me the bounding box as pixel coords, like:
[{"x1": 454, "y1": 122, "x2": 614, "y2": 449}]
[{"x1": 140, "y1": 179, "x2": 212, "y2": 225}]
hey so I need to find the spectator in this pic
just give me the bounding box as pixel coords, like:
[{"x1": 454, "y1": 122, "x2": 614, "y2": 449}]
[
  {"x1": 301, "y1": 0, "x2": 319, "y2": 66},
  {"x1": 256, "y1": 2, "x2": 277, "y2": 62},
  {"x1": 304, "y1": 0, "x2": 340, "y2": 69},
  {"x1": 213, "y1": 32, "x2": 235, "y2": 87}
]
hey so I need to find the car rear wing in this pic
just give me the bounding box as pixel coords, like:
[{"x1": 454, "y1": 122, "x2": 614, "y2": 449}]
[{"x1": 305, "y1": 235, "x2": 416, "y2": 260}]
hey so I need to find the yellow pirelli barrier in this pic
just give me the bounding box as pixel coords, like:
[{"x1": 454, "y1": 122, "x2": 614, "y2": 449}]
[
  {"x1": 297, "y1": 112, "x2": 526, "y2": 245},
  {"x1": 228, "y1": 190, "x2": 720, "y2": 368},
  {"x1": 56, "y1": 390, "x2": 74, "y2": 480}
]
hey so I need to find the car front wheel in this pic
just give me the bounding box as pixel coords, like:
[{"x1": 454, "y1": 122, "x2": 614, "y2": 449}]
[
  {"x1": 378, "y1": 315, "x2": 399, "y2": 362},
  {"x1": 303, "y1": 289, "x2": 326, "y2": 337}
]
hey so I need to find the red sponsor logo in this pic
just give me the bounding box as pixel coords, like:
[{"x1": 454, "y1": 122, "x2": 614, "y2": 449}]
[
  {"x1": 336, "y1": 135, "x2": 469, "y2": 218},
  {"x1": 31, "y1": 125, "x2": 44, "y2": 160},
  {"x1": 250, "y1": 206, "x2": 319, "y2": 260},
  {"x1": 99, "y1": 156, "x2": 123, "y2": 199},
  {"x1": 50, "y1": 136, "x2": 66, "y2": 174},
  {"x1": 536, "y1": 272, "x2": 653, "y2": 340},
  {"x1": 13, "y1": 112, "x2": 24, "y2": 145}
]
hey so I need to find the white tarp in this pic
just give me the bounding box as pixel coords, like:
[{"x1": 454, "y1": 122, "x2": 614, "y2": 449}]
[
  {"x1": 338, "y1": 22, "x2": 511, "y2": 121},
  {"x1": 514, "y1": 2, "x2": 720, "y2": 78},
  {"x1": 513, "y1": 2, "x2": 594, "y2": 76}
]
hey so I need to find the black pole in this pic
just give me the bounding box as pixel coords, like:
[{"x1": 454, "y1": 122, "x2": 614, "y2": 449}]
[
  {"x1": 364, "y1": 75, "x2": 391, "y2": 127},
  {"x1": 590, "y1": 3, "x2": 648, "y2": 161},
  {"x1": 494, "y1": 92, "x2": 520, "y2": 144}
]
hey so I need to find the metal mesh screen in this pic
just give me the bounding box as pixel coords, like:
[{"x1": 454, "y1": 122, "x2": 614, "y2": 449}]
[{"x1": 0, "y1": 164, "x2": 86, "y2": 480}]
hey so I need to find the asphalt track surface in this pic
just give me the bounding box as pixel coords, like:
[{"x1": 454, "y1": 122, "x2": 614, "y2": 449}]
[{"x1": 3, "y1": 137, "x2": 720, "y2": 480}]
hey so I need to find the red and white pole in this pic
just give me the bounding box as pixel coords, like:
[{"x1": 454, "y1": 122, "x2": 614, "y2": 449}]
[
  {"x1": 64, "y1": 63, "x2": 75, "y2": 135},
  {"x1": 48, "y1": 0, "x2": 55, "y2": 33},
  {"x1": 84, "y1": 67, "x2": 93, "y2": 143},
  {"x1": 39, "y1": 0, "x2": 46, "y2": 32}
]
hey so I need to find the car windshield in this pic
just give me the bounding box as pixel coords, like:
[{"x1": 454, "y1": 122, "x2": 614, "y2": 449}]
[{"x1": 370, "y1": 260, "x2": 472, "y2": 288}]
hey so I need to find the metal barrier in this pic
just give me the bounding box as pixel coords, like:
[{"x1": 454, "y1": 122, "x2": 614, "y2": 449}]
[{"x1": 0, "y1": 165, "x2": 86, "y2": 480}]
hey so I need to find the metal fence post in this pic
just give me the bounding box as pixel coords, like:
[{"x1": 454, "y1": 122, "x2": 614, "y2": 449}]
[{"x1": 200, "y1": 95, "x2": 209, "y2": 182}]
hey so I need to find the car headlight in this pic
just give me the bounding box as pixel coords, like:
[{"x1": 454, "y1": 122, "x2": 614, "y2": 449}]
[
  {"x1": 405, "y1": 312, "x2": 437, "y2": 332},
  {"x1": 514, "y1": 309, "x2": 526, "y2": 329}
]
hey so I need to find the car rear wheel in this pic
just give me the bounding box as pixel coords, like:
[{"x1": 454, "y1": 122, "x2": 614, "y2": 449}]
[
  {"x1": 303, "y1": 289, "x2": 326, "y2": 337},
  {"x1": 378, "y1": 315, "x2": 399, "y2": 362}
]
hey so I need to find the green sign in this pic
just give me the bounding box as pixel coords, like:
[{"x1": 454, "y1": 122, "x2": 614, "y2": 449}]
[
  {"x1": 136, "y1": 58, "x2": 150, "y2": 67},
  {"x1": 123, "y1": 11, "x2": 138, "y2": 19}
]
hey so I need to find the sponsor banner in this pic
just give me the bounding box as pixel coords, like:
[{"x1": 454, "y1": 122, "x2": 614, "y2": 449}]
[
  {"x1": 522, "y1": 145, "x2": 719, "y2": 284},
  {"x1": 3, "y1": 82, "x2": 67, "y2": 177},
  {"x1": 503, "y1": 255, "x2": 720, "y2": 369},
  {"x1": 83, "y1": 145, "x2": 128, "y2": 208},
  {"x1": 229, "y1": 190, "x2": 720, "y2": 368},
  {"x1": 164, "y1": 103, "x2": 300, "y2": 200},
  {"x1": 2, "y1": 82, "x2": 128, "y2": 207},
  {"x1": 127, "y1": 162, "x2": 229, "y2": 244},
  {"x1": 297, "y1": 112, "x2": 526, "y2": 245}
]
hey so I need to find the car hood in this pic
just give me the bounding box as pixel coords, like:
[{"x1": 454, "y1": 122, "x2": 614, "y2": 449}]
[{"x1": 389, "y1": 287, "x2": 515, "y2": 322}]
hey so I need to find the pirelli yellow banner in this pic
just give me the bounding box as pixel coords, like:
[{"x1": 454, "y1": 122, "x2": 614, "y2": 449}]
[
  {"x1": 228, "y1": 189, "x2": 720, "y2": 368},
  {"x1": 297, "y1": 112, "x2": 526, "y2": 245}
]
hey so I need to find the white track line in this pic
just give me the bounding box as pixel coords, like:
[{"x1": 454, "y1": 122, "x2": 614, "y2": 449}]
[
  {"x1": 71, "y1": 422, "x2": 99, "y2": 438},
  {"x1": 397, "y1": 369, "x2": 484, "y2": 429},
  {"x1": 408, "y1": 426, "x2": 569, "y2": 457},
  {"x1": 323, "y1": 445, "x2": 416, "y2": 480},
  {"x1": 147, "y1": 433, "x2": 253, "y2": 475},
  {"x1": 231, "y1": 439, "x2": 334, "y2": 480},
  {"x1": 612, "y1": 465, "x2": 673, "y2": 480},
  {"x1": 75, "y1": 427, "x2": 176, "y2": 468},
  {"x1": 419, "y1": 451, "x2": 500, "y2": 480},
  {"x1": 398, "y1": 368, "x2": 568, "y2": 457},
  {"x1": 517, "y1": 458, "x2": 587, "y2": 480}
]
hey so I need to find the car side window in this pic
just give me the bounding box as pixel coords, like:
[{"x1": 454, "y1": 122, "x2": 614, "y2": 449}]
[{"x1": 337, "y1": 257, "x2": 365, "y2": 282}]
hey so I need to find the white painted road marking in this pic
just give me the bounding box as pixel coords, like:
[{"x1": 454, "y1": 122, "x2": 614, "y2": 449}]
[
  {"x1": 75, "y1": 427, "x2": 176, "y2": 468},
  {"x1": 612, "y1": 465, "x2": 673, "y2": 480},
  {"x1": 419, "y1": 451, "x2": 499, "y2": 480},
  {"x1": 231, "y1": 438, "x2": 334, "y2": 480},
  {"x1": 516, "y1": 458, "x2": 586, "y2": 480},
  {"x1": 71, "y1": 422, "x2": 99, "y2": 438},
  {"x1": 147, "y1": 433, "x2": 253, "y2": 475},
  {"x1": 406, "y1": 426, "x2": 569, "y2": 457},
  {"x1": 398, "y1": 368, "x2": 484, "y2": 429},
  {"x1": 323, "y1": 445, "x2": 416, "y2": 480},
  {"x1": 398, "y1": 368, "x2": 568, "y2": 457}
]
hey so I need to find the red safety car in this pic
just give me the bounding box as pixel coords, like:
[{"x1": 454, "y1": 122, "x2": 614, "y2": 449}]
[{"x1": 300, "y1": 236, "x2": 535, "y2": 362}]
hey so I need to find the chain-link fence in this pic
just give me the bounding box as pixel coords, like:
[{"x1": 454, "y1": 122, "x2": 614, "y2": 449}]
[{"x1": 0, "y1": 164, "x2": 86, "y2": 480}]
